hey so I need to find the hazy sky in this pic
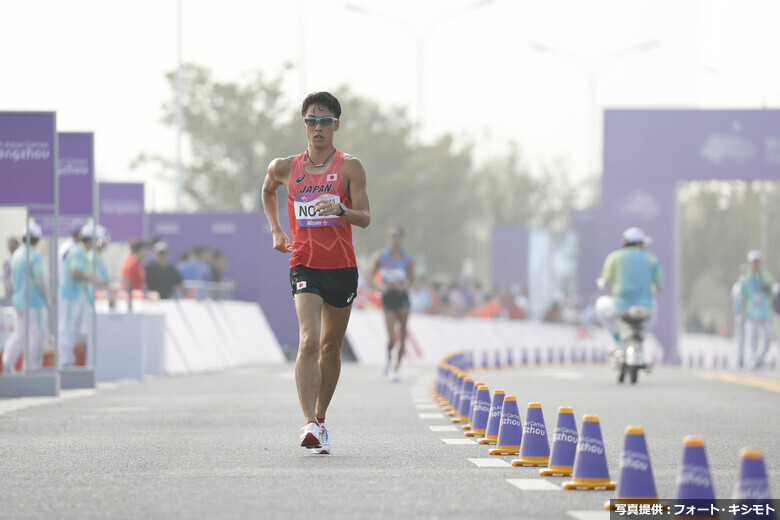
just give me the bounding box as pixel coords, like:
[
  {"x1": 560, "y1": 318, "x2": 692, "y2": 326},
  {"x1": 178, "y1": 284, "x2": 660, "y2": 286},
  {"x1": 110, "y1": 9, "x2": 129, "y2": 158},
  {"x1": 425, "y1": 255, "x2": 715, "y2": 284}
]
[{"x1": 2, "y1": 0, "x2": 779, "y2": 211}]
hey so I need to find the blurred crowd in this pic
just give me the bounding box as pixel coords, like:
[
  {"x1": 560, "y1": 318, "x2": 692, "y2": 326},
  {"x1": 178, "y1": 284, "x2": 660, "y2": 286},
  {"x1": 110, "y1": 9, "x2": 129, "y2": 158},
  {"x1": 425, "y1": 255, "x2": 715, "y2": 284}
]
[
  {"x1": 356, "y1": 274, "x2": 584, "y2": 325},
  {"x1": 1, "y1": 221, "x2": 232, "y2": 372}
]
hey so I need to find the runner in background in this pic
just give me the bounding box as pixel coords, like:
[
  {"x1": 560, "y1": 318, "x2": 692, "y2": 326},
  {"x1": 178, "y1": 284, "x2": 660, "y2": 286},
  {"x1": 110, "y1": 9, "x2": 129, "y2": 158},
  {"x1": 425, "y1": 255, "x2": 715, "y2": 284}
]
[{"x1": 372, "y1": 225, "x2": 414, "y2": 382}]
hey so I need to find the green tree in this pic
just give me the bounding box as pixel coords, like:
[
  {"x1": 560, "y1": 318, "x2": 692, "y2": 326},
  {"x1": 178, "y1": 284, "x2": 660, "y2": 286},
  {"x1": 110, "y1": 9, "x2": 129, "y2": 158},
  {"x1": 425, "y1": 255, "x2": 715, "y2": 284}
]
[{"x1": 135, "y1": 64, "x2": 580, "y2": 283}]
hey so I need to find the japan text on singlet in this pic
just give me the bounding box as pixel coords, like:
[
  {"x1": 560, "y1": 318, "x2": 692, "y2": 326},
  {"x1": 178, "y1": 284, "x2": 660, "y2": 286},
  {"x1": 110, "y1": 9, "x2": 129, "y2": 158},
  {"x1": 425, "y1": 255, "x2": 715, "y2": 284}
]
[{"x1": 287, "y1": 150, "x2": 357, "y2": 269}]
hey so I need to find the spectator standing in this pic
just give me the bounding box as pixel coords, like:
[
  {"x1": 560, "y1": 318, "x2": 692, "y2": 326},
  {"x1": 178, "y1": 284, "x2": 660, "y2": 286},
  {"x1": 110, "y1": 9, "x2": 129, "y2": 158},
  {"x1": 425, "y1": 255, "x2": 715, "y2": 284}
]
[
  {"x1": 738, "y1": 250, "x2": 774, "y2": 369},
  {"x1": 120, "y1": 239, "x2": 148, "y2": 293},
  {"x1": 58, "y1": 223, "x2": 93, "y2": 368},
  {"x1": 145, "y1": 242, "x2": 183, "y2": 299},
  {"x1": 2, "y1": 224, "x2": 48, "y2": 372},
  {"x1": 2, "y1": 237, "x2": 20, "y2": 306},
  {"x1": 57, "y1": 220, "x2": 84, "y2": 284}
]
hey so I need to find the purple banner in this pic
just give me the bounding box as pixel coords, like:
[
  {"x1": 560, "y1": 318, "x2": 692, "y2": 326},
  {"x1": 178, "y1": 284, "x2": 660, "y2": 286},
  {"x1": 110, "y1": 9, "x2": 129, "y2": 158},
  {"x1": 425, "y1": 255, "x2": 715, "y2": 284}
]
[
  {"x1": 0, "y1": 112, "x2": 56, "y2": 206},
  {"x1": 58, "y1": 133, "x2": 94, "y2": 215},
  {"x1": 491, "y1": 226, "x2": 529, "y2": 291},
  {"x1": 600, "y1": 109, "x2": 780, "y2": 360},
  {"x1": 27, "y1": 133, "x2": 95, "y2": 236},
  {"x1": 98, "y1": 183, "x2": 144, "y2": 242},
  {"x1": 571, "y1": 208, "x2": 601, "y2": 309},
  {"x1": 147, "y1": 210, "x2": 296, "y2": 346},
  {"x1": 27, "y1": 212, "x2": 83, "y2": 238}
]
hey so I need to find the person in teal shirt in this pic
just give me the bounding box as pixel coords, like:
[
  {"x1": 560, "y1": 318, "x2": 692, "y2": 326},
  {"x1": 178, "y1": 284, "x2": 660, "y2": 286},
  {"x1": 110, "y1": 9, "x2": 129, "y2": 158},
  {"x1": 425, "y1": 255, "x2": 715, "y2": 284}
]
[
  {"x1": 58, "y1": 224, "x2": 93, "y2": 368},
  {"x1": 738, "y1": 250, "x2": 774, "y2": 369},
  {"x1": 595, "y1": 227, "x2": 664, "y2": 347},
  {"x1": 2, "y1": 222, "x2": 49, "y2": 372}
]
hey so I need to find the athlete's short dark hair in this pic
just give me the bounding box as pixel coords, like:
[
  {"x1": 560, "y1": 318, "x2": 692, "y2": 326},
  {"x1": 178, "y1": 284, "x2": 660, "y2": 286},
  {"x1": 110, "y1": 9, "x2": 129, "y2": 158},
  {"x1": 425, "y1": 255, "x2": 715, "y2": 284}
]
[{"x1": 301, "y1": 92, "x2": 341, "y2": 119}]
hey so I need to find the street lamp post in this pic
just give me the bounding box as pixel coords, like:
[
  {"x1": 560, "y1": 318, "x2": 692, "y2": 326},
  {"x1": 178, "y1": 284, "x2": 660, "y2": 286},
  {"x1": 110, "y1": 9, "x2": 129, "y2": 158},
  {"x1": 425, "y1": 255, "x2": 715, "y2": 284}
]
[
  {"x1": 175, "y1": 0, "x2": 184, "y2": 211},
  {"x1": 345, "y1": 1, "x2": 494, "y2": 139},
  {"x1": 530, "y1": 40, "x2": 658, "y2": 178}
]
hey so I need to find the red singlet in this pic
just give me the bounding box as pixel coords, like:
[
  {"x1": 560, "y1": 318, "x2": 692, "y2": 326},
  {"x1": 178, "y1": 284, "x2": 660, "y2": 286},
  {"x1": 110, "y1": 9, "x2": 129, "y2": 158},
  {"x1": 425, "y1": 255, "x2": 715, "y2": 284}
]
[{"x1": 287, "y1": 151, "x2": 356, "y2": 269}]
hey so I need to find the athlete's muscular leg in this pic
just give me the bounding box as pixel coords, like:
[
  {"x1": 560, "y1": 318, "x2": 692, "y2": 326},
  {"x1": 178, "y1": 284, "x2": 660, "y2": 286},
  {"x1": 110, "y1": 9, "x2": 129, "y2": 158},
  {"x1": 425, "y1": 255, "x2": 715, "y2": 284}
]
[
  {"x1": 294, "y1": 293, "x2": 324, "y2": 423},
  {"x1": 394, "y1": 307, "x2": 410, "y2": 371},
  {"x1": 384, "y1": 310, "x2": 398, "y2": 361},
  {"x1": 315, "y1": 302, "x2": 352, "y2": 419}
]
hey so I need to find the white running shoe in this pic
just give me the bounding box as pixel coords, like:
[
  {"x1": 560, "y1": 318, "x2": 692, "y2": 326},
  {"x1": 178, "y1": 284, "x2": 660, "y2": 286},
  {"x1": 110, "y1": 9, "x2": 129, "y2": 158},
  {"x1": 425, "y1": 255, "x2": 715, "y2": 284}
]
[
  {"x1": 299, "y1": 422, "x2": 322, "y2": 449},
  {"x1": 313, "y1": 423, "x2": 331, "y2": 455},
  {"x1": 390, "y1": 370, "x2": 400, "y2": 383}
]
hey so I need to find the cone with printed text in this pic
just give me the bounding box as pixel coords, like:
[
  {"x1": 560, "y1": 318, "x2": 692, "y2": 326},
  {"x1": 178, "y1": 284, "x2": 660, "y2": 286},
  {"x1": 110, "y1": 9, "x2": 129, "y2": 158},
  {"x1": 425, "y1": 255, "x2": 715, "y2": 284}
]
[
  {"x1": 478, "y1": 389, "x2": 505, "y2": 445},
  {"x1": 512, "y1": 403, "x2": 550, "y2": 467},
  {"x1": 605, "y1": 426, "x2": 657, "y2": 509},
  {"x1": 446, "y1": 372, "x2": 466, "y2": 416},
  {"x1": 465, "y1": 385, "x2": 491, "y2": 437},
  {"x1": 489, "y1": 396, "x2": 523, "y2": 455},
  {"x1": 439, "y1": 368, "x2": 456, "y2": 410},
  {"x1": 452, "y1": 377, "x2": 474, "y2": 423},
  {"x1": 540, "y1": 407, "x2": 578, "y2": 476},
  {"x1": 463, "y1": 381, "x2": 484, "y2": 431},
  {"x1": 733, "y1": 448, "x2": 772, "y2": 500},
  {"x1": 563, "y1": 415, "x2": 616, "y2": 490},
  {"x1": 675, "y1": 436, "x2": 716, "y2": 500}
]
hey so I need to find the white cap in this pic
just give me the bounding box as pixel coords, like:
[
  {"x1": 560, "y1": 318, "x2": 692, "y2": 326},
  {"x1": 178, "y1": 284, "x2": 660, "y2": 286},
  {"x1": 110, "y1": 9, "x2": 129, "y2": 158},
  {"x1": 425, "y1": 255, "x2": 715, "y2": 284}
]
[
  {"x1": 22, "y1": 221, "x2": 43, "y2": 239},
  {"x1": 80, "y1": 223, "x2": 97, "y2": 239},
  {"x1": 95, "y1": 225, "x2": 109, "y2": 242},
  {"x1": 747, "y1": 250, "x2": 762, "y2": 262},
  {"x1": 153, "y1": 241, "x2": 169, "y2": 253},
  {"x1": 622, "y1": 227, "x2": 652, "y2": 244}
]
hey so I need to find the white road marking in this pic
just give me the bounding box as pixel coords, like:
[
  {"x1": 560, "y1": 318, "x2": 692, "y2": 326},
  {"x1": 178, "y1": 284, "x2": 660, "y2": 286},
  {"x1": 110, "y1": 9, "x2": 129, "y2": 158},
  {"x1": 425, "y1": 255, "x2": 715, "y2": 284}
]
[
  {"x1": 418, "y1": 413, "x2": 445, "y2": 419},
  {"x1": 415, "y1": 404, "x2": 439, "y2": 409},
  {"x1": 506, "y1": 479, "x2": 562, "y2": 491},
  {"x1": 468, "y1": 458, "x2": 511, "y2": 467},
  {"x1": 442, "y1": 438, "x2": 476, "y2": 445},
  {"x1": 429, "y1": 425, "x2": 459, "y2": 432}
]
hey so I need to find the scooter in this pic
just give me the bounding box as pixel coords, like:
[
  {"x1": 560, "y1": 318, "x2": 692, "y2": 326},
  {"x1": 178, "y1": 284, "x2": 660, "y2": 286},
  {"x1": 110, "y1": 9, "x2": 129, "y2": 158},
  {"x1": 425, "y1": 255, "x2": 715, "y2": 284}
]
[{"x1": 613, "y1": 305, "x2": 652, "y2": 384}]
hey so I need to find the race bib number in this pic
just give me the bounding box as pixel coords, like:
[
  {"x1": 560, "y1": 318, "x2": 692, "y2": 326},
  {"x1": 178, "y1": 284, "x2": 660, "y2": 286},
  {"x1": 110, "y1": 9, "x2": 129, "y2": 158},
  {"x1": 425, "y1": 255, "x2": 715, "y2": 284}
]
[
  {"x1": 381, "y1": 267, "x2": 407, "y2": 284},
  {"x1": 294, "y1": 194, "x2": 341, "y2": 228}
]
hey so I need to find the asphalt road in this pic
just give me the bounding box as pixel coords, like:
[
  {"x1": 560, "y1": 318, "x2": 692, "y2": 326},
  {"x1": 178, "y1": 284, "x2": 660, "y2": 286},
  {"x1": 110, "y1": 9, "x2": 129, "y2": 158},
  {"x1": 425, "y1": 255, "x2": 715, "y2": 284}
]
[{"x1": 0, "y1": 363, "x2": 778, "y2": 520}]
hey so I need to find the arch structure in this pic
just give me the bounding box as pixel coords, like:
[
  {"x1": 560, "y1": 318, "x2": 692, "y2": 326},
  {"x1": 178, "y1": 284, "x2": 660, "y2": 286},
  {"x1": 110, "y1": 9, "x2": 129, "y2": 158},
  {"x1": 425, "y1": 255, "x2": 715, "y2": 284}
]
[{"x1": 596, "y1": 109, "x2": 780, "y2": 361}]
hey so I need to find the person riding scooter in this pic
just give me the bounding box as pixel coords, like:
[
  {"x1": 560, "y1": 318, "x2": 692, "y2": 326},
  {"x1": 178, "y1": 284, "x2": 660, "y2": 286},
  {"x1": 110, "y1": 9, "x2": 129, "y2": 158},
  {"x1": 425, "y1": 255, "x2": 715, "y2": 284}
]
[{"x1": 595, "y1": 227, "x2": 664, "y2": 379}]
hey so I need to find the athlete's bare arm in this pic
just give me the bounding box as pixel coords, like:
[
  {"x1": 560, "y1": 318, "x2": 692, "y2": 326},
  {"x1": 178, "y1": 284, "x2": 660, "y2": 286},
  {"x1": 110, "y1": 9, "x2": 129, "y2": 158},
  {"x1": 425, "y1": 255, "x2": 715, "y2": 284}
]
[
  {"x1": 370, "y1": 251, "x2": 382, "y2": 291},
  {"x1": 262, "y1": 156, "x2": 294, "y2": 253},
  {"x1": 340, "y1": 154, "x2": 371, "y2": 228}
]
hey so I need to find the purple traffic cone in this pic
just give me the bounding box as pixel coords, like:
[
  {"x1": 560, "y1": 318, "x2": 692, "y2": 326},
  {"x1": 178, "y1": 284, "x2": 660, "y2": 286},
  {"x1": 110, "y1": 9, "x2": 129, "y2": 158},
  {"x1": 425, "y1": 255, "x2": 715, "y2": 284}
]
[
  {"x1": 563, "y1": 415, "x2": 616, "y2": 490},
  {"x1": 733, "y1": 448, "x2": 772, "y2": 499},
  {"x1": 489, "y1": 396, "x2": 523, "y2": 455},
  {"x1": 452, "y1": 377, "x2": 474, "y2": 423},
  {"x1": 441, "y1": 368, "x2": 457, "y2": 410},
  {"x1": 463, "y1": 381, "x2": 485, "y2": 431},
  {"x1": 478, "y1": 389, "x2": 505, "y2": 445},
  {"x1": 465, "y1": 385, "x2": 491, "y2": 437},
  {"x1": 675, "y1": 436, "x2": 716, "y2": 500},
  {"x1": 512, "y1": 402, "x2": 550, "y2": 466},
  {"x1": 540, "y1": 406, "x2": 578, "y2": 476},
  {"x1": 441, "y1": 369, "x2": 455, "y2": 412},
  {"x1": 606, "y1": 426, "x2": 657, "y2": 509},
  {"x1": 446, "y1": 372, "x2": 465, "y2": 417}
]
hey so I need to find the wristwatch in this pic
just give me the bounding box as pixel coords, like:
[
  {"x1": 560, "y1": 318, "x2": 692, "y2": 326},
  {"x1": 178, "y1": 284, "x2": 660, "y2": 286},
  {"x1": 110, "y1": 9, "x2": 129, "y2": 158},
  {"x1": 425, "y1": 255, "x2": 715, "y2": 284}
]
[{"x1": 337, "y1": 203, "x2": 347, "y2": 217}]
